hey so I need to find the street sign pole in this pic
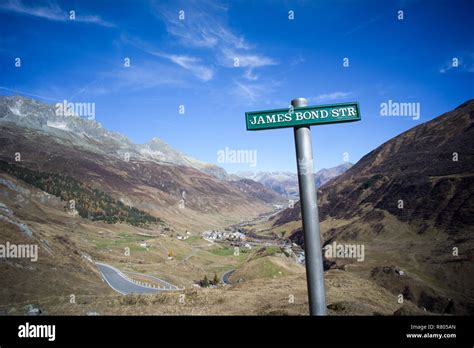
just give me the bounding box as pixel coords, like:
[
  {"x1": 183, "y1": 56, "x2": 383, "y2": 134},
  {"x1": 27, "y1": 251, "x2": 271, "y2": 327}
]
[
  {"x1": 292, "y1": 97, "x2": 327, "y2": 316},
  {"x1": 245, "y1": 97, "x2": 360, "y2": 316}
]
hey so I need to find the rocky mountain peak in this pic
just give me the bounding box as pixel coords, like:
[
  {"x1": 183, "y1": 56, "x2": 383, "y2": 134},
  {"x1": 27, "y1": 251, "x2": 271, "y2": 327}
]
[{"x1": 0, "y1": 95, "x2": 231, "y2": 179}]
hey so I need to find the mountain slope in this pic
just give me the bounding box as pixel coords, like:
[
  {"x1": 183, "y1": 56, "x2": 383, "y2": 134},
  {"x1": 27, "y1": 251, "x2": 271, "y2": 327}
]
[
  {"x1": 318, "y1": 99, "x2": 473, "y2": 230},
  {"x1": 0, "y1": 96, "x2": 282, "y2": 230},
  {"x1": 0, "y1": 96, "x2": 232, "y2": 178},
  {"x1": 271, "y1": 100, "x2": 474, "y2": 314}
]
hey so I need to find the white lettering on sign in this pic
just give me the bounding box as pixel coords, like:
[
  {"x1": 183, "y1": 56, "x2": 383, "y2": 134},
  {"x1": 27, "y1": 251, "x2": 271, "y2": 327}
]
[
  {"x1": 246, "y1": 103, "x2": 360, "y2": 131},
  {"x1": 250, "y1": 113, "x2": 292, "y2": 125},
  {"x1": 251, "y1": 106, "x2": 356, "y2": 126}
]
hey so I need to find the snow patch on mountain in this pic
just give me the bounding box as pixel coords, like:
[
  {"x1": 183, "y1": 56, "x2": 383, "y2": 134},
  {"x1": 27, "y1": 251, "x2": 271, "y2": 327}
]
[
  {"x1": 46, "y1": 121, "x2": 70, "y2": 131},
  {"x1": 139, "y1": 147, "x2": 166, "y2": 160},
  {"x1": 9, "y1": 106, "x2": 24, "y2": 116}
]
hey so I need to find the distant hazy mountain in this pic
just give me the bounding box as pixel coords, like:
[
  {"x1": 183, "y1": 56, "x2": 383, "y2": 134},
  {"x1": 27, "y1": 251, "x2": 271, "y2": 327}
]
[
  {"x1": 237, "y1": 163, "x2": 353, "y2": 198},
  {"x1": 313, "y1": 162, "x2": 354, "y2": 187},
  {"x1": 0, "y1": 96, "x2": 282, "y2": 229},
  {"x1": 271, "y1": 100, "x2": 474, "y2": 315},
  {"x1": 236, "y1": 171, "x2": 299, "y2": 198}
]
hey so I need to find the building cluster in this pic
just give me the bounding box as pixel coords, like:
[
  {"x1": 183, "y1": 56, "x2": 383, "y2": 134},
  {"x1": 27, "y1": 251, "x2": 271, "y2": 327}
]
[{"x1": 202, "y1": 230, "x2": 246, "y2": 242}]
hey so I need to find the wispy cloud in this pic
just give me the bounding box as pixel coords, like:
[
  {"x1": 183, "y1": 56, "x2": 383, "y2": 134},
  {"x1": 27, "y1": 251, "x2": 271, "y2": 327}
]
[
  {"x1": 344, "y1": 15, "x2": 382, "y2": 36},
  {"x1": 67, "y1": 78, "x2": 104, "y2": 101},
  {"x1": 156, "y1": 2, "x2": 249, "y2": 50},
  {"x1": 0, "y1": 86, "x2": 61, "y2": 102},
  {"x1": 2, "y1": 61, "x2": 187, "y2": 100},
  {"x1": 0, "y1": 0, "x2": 114, "y2": 27},
  {"x1": 309, "y1": 92, "x2": 352, "y2": 103},
  {"x1": 121, "y1": 35, "x2": 214, "y2": 82},
  {"x1": 99, "y1": 63, "x2": 188, "y2": 93},
  {"x1": 219, "y1": 48, "x2": 277, "y2": 77},
  {"x1": 143, "y1": 50, "x2": 214, "y2": 82},
  {"x1": 165, "y1": 54, "x2": 214, "y2": 82},
  {"x1": 232, "y1": 82, "x2": 265, "y2": 103},
  {"x1": 231, "y1": 80, "x2": 281, "y2": 104},
  {"x1": 219, "y1": 49, "x2": 276, "y2": 68},
  {"x1": 151, "y1": 0, "x2": 276, "y2": 81}
]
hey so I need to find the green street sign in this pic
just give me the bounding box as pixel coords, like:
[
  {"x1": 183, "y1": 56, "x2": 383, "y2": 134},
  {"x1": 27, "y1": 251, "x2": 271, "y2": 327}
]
[
  {"x1": 245, "y1": 102, "x2": 361, "y2": 131},
  {"x1": 244, "y1": 97, "x2": 360, "y2": 315}
]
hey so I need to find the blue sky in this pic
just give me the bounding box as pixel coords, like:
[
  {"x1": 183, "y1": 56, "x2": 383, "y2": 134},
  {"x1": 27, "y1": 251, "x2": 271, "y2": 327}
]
[{"x1": 0, "y1": 0, "x2": 473, "y2": 173}]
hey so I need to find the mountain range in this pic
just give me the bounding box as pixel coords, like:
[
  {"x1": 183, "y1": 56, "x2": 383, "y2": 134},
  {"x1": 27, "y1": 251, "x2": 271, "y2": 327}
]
[
  {"x1": 0, "y1": 96, "x2": 282, "y2": 230},
  {"x1": 238, "y1": 163, "x2": 353, "y2": 199}
]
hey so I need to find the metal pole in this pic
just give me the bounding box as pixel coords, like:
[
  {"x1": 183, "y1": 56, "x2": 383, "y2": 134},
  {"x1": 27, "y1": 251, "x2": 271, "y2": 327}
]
[{"x1": 292, "y1": 97, "x2": 327, "y2": 316}]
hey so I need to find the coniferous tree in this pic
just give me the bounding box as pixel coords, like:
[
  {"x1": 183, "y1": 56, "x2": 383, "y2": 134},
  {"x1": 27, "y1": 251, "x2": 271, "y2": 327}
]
[
  {"x1": 212, "y1": 273, "x2": 219, "y2": 286},
  {"x1": 202, "y1": 275, "x2": 209, "y2": 288}
]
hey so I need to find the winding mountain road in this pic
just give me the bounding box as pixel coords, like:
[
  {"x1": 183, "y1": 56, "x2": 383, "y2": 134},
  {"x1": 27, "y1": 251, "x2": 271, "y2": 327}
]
[
  {"x1": 96, "y1": 262, "x2": 180, "y2": 295},
  {"x1": 221, "y1": 269, "x2": 235, "y2": 285}
]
